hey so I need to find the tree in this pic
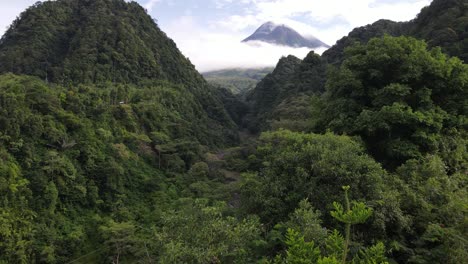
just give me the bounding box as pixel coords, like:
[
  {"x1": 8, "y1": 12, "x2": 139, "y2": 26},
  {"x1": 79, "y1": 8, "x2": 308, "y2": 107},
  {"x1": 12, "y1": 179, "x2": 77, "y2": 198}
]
[
  {"x1": 391, "y1": 155, "x2": 468, "y2": 263},
  {"x1": 240, "y1": 130, "x2": 385, "y2": 225},
  {"x1": 269, "y1": 187, "x2": 388, "y2": 264},
  {"x1": 284, "y1": 228, "x2": 321, "y2": 264},
  {"x1": 150, "y1": 199, "x2": 264, "y2": 263},
  {"x1": 100, "y1": 220, "x2": 136, "y2": 264},
  {"x1": 330, "y1": 186, "x2": 373, "y2": 263}
]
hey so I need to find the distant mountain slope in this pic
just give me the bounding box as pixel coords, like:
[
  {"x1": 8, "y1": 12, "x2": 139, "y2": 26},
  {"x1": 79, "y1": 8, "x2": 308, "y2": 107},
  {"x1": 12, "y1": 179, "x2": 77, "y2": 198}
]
[
  {"x1": 242, "y1": 22, "x2": 329, "y2": 48},
  {"x1": 244, "y1": 52, "x2": 327, "y2": 132},
  {"x1": 322, "y1": 19, "x2": 408, "y2": 64},
  {"x1": 203, "y1": 68, "x2": 273, "y2": 95},
  {"x1": 323, "y1": 0, "x2": 467, "y2": 64}
]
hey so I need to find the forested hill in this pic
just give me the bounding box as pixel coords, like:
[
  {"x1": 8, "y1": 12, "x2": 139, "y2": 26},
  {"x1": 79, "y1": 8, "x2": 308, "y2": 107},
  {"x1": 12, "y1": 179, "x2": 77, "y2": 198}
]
[
  {"x1": 0, "y1": 0, "x2": 201, "y2": 86},
  {"x1": 0, "y1": 2, "x2": 244, "y2": 261},
  {"x1": 244, "y1": 52, "x2": 326, "y2": 132},
  {"x1": 323, "y1": 0, "x2": 468, "y2": 64},
  {"x1": 0, "y1": 0, "x2": 237, "y2": 146},
  {"x1": 321, "y1": 19, "x2": 407, "y2": 65}
]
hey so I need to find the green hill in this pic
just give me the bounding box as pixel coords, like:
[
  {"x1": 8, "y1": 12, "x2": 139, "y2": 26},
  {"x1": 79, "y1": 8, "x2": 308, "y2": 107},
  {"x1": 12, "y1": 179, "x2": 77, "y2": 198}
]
[
  {"x1": 323, "y1": 0, "x2": 468, "y2": 64},
  {"x1": 0, "y1": 1, "x2": 240, "y2": 262},
  {"x1": 203, "y1": 67, "x2": 273, "y2": 95},
  {"x1": 1, "y1": 0, "x2": 200, "y2": 86},
  {"x1": 244, "y1": 52, "x2": 326, "y2": 132},
  {"x1": 0, "y1": 0, "x2": 237, "y2": 146}
]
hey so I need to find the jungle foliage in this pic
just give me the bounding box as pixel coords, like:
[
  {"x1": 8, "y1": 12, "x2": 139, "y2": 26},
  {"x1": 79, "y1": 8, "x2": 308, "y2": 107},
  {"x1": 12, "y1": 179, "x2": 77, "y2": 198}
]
[{"x1": 0, "y1": 0, "x2": 466, "y2": 263}]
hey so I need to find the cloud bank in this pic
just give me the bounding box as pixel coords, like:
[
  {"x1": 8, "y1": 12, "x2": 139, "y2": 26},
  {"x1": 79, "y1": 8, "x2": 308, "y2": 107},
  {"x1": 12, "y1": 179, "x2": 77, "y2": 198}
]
[
  {"x1": 159, "y1": 0, "x2": 431, "y2": 71},
  {"x1": 164, "y1": 16, "x2": 327, "y2": 72}
]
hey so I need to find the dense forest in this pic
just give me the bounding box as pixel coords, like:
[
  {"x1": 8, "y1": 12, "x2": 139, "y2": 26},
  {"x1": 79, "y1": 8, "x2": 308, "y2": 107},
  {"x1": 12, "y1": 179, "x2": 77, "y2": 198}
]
[{"x1": 0, "y1": 0, "x2": 466, "y2": 263}]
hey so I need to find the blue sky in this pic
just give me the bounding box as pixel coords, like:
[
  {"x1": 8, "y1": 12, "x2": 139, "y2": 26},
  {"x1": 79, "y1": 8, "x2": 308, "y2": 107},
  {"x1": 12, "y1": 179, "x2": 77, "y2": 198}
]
[{"x1": 0, "y1": 0, "x2": 432, "y2": 71}]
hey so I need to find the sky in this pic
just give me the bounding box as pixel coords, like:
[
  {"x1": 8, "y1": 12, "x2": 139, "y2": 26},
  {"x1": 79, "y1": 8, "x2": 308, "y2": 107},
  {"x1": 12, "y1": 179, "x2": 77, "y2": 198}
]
[{"x1": 0, "y1": 0, "x2": 432, "y2": 72}]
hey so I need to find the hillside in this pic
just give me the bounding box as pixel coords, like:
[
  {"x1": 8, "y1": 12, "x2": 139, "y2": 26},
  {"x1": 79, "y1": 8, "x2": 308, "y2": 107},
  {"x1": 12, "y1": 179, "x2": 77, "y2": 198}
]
[
  {"x1": 0, "y1": 0, "x2": 466, "y2": 263},
  {"x1": 323, "y1": 0, "x2": 467, "y2": 64},
  {"x1": 203, "y1": 67, "x2": 273, "y2": 95},
  {"x1": 0, "y1": 1, "x2": 240, "y2": 262},
  {"x1": 244, "y1": 51, "x2": 327, "y2": 132},
  {"x1": 0, "y1": 0, "x2": 236, "y2": 146}
]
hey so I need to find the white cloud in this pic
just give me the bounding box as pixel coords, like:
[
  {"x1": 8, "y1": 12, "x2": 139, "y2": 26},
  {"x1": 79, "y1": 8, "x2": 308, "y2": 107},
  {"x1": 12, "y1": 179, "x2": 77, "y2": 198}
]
[
  {"x1": 144, "y1": 0, "x2": 161, "y2": 12},
  {"x1": 162, "y1": 15, "x2": 326, "y2": 72},
  {"x1": 0, "y1": 2, "x2": 32, "y2": 38},
  {"x1": 214, "y1": 0, "x2": 233, "y2": 9}
]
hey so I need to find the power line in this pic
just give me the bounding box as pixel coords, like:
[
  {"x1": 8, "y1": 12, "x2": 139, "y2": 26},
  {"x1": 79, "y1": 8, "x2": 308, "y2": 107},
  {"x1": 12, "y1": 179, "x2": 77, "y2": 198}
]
[{"x1": 66, "y1": 246, "x2": 107, "y2": 264}]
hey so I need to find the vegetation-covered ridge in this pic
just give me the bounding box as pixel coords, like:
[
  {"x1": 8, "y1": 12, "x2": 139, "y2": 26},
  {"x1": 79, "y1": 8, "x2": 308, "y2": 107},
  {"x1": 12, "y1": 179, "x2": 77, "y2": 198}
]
[
  {"x1": 0, "y1": 0, "x2": 238, "y2": 146},
  {"x1": 244, "y1": 51, "x2": 327, "y2": 132},
  {"x1": 323, "y1": 0, "x2": 468, "y2": 64},
  {"x1": 203, "y1": 67, "x2": 273, "y2": 95}
]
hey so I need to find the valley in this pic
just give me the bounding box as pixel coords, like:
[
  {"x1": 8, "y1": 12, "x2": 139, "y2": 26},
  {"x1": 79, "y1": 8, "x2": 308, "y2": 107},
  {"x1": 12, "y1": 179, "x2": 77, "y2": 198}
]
[{"x1": 0, "y1": 0, "x2": 466, "y2": 263}]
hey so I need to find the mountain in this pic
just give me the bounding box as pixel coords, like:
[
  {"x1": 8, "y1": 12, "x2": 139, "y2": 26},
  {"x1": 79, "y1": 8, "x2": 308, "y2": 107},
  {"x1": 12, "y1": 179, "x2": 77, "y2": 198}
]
[
  {"x1": 0, "y1": 0, "x2": 237, "y2": 146},
  {"x1": 242, "y1": 21, "x2": 329, "y2": 48},
  {"x1": 323, "y1": 0, "x2": 467, "y2": 64},
  {"x1": 203, "y1": 67, "x2": 273, "y2": 95},
  {"x1": 0, "y1": 2, "x2": 242, "y2": 261},
  {"x1": 244, "y1": 52, "x2": 327, "y2": 132},
  {"x1": 322, "y1": 19, "x2": 408, "y2": 64}
]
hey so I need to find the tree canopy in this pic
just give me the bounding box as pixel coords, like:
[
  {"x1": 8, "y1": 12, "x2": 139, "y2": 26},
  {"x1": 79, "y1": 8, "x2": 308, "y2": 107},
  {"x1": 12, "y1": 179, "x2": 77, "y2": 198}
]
[
  {"x1": 0, "y1": 0, "x2": 466, "y2": 263},
  {"x1": 318, "y1": 35, "x2": 467, "y2": 166}
]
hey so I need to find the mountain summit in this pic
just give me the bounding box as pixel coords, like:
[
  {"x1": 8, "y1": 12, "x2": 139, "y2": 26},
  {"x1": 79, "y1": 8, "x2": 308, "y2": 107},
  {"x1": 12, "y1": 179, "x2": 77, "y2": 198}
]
[
  {"x1": 0, "y1": 0, "x2": 203, "y2": 86},
  {"x1": 242, "y1": 22, "x2": 329, "y2": 49}
]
